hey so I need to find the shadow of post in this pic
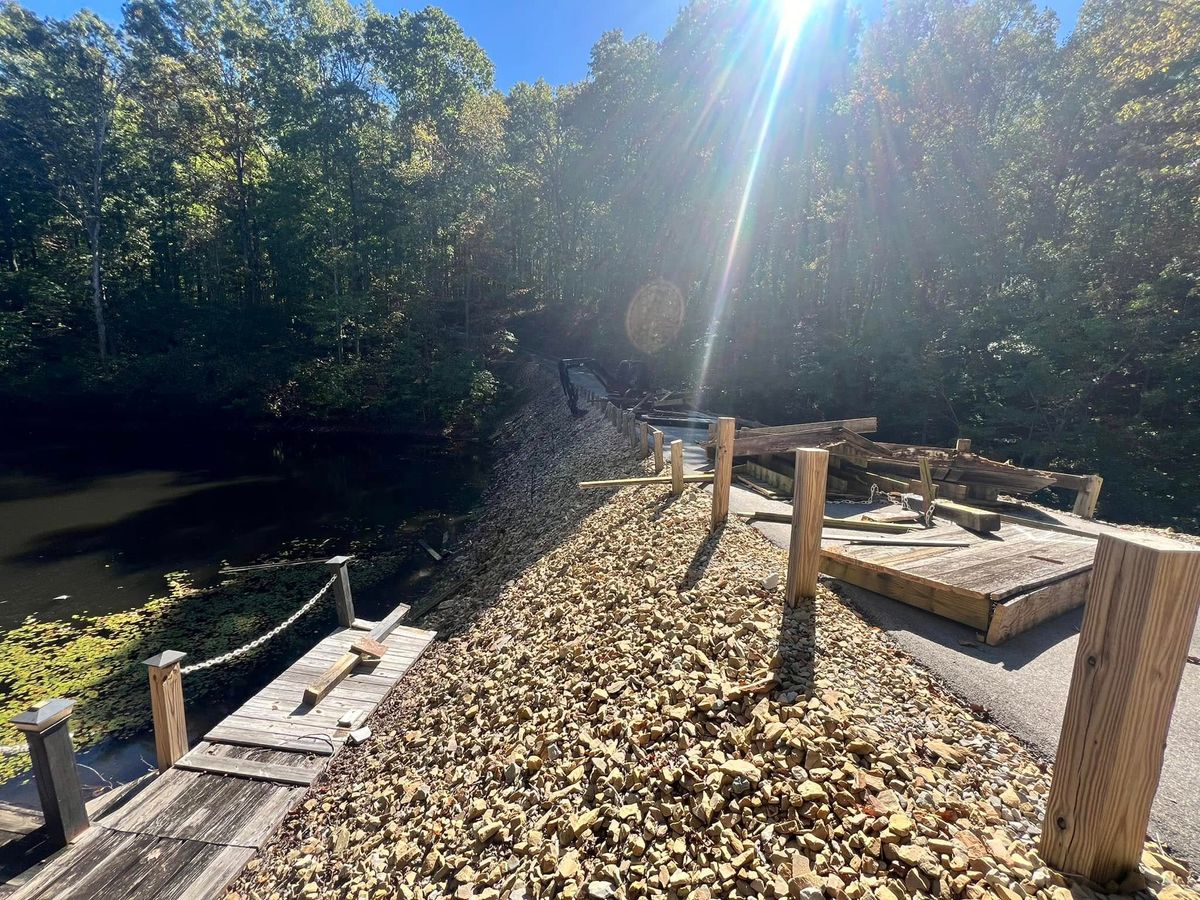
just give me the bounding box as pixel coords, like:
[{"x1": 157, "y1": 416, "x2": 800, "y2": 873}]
[{"x1": 774, "y1": 594, "x2": 816, "y2": 701}]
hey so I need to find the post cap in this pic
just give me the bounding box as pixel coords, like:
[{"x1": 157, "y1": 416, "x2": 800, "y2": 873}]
[
  {"x1": 11, "y1": 698, "x2": 74, "y2": 733},
  {"x1": 143, "y1": 650, "x2": 187, "y2": 669},
  {"x1": 325, "y1": 555, "x2": 352, "y2": 567}
]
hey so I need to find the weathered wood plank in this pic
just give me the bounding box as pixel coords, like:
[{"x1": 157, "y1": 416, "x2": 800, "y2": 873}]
[
  {"x1": 1041, "y1": 534, "x2": 1200, "y2": 882},
  {"x1": 202, "y1": 726, "x2": 336, "y2": 755},
  {"x1": 985, "y1": 571, "x2": 1092, "y2": 645},
  {"x1": 175, "y1": 749, "x2": 318, "y2": 787}
]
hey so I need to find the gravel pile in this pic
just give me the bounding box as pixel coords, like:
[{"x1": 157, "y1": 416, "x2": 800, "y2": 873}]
[{"x1": 231, "y1": 365, "x2": 1195, "y2": 900}]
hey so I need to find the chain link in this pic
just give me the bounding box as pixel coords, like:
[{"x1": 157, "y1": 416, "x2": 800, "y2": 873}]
[{"x1": 181, "y1": 576, "x2": 337, "y2": 675}]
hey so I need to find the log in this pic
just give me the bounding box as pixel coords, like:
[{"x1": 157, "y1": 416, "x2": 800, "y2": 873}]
[
  {"x1": 931, "y1": 500, "x2": 1000, "y2": 533},
  {"x1": 1041, "y1": 533, "x2": 1200, "y2": 883}
]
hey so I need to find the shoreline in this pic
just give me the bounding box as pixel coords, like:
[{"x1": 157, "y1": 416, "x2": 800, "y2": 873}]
[{"x1": 230, "y1": 361, "x2": 1195, "y2": 900}]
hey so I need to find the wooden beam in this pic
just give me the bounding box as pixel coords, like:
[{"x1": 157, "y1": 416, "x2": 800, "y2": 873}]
[
  {"x1": 819, "y1": 554, "x2": 992, "y2": 630},
  {"x1": 785, "y1": 448, "x2": 829, "y2": 603},
  {"x1": 670, "y1": 440, "x2": 684, "y2": 495},
  {"x1": 829, "y1": 537, "x2": 970, "y2": 548},
  {"x1": 579, "y1": 474, "x2": 714, "y2": 488},
  {"x1": 303, "y1": 652, "x2": 359, "y2": 707},
  {"x1": 175, "y1": 747, "x2": 317, "y2": 786},
  {"x1": 918, "y1": 458, "x2": 935, "y2": 514},
  {"x1": 10, "y1": 699, "x2": 89, "y2": 848},
  {"x1": 1071, "y1": 474, "x2": 1103, "y2": 519},
  {"x1": 325, "y1": 556, "x2": 355, "y2": 628},
  {"x1": 652, "y1": 429, "x2": 664, "y2": 474},
  {"x1": 741, "y1": 416, "x2": 877, "y2": 436},
  {"x1": 1041, "y1": 533, "x2": 1200, "y2": 883},
  {"x1": 742, "y1": 511, "x2": 917, "y2": 534},
  {"x1": 143, "y1": 651, "x2": 189, "y2": 772},
  {"x1": 985, "y1": 571, "x2": 1092, "y2": 646},
  {"x1": 711, "y1": 417, "x2": 736, "y2": 528},
  {"x1": 365, "y1": 603, "x2": 411, "y2": 643},
  {"x1": 996, "y1": 514, "x2": 1099, "y2": 540},
  {"x1": 639, "y1": 422, "x2": 650, "y2": 459},
  {"x1": 349, "y1": 636, "x2": 388, "y2": 661},
  {"x1": 931, "y1": 500, "x2": 1000, "y2": 533}
]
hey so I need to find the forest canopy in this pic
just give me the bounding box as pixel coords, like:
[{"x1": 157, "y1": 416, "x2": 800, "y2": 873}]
[{"x1": 1, "y1": 0, "x2": 1198, "y2": 528}]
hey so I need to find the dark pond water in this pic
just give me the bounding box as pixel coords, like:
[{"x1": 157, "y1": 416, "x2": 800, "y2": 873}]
[{"x1": 0, "y1": 426, "x2": 487, "y2": 806}]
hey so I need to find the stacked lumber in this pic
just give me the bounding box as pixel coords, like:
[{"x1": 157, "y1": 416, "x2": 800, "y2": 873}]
[{"x1": 719, "y1": 417, "x2": 1103, "y2": 516}]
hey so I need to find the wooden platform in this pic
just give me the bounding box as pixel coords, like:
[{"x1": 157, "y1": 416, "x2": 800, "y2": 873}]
[
  {"x1": 820, "y1": 514, "x2": 1097, "y2": 643},
  {"x1": 6, "y1": 623, "x2": 434, "y2": 900}
]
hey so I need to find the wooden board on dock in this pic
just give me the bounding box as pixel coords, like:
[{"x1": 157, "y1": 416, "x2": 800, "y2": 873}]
[
  {"x1": 818, "y1": 512, "x2": 1097, "y2": 641},
  {"x1": 6, "y1": 620, "x2": 435, "y2": 900}
]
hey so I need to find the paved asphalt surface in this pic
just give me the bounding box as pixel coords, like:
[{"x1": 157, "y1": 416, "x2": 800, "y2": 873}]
[{"x1": 565, "y1": 374, "x2": 1199, "y2": 865}]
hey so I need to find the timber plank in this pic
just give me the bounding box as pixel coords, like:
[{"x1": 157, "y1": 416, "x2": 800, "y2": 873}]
[
  {"x1": 11, "y1": 828, "x2": 148, "y2": 900},
  {"x1": 6, "y1": 619, "x2": 434, "y2": 900},
  {"x1": 175, "y1": 750, "x2": 317, "y2": 787},
  {"x1": 820, "y1": 554, "x2": 992, "y2": 630},
  {"x1": 985, "y1": 571, "x2": 1093, "y2": 645},
  {"x1": 202, "y1": 726, "x2": 336, "y2": 755}
]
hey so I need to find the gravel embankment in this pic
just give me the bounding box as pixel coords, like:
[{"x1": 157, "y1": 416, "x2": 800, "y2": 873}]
[{"x1": 230, "y1": 365, "x2": 1195, "y2": 900}]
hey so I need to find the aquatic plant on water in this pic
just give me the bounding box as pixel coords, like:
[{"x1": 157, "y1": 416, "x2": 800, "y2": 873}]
[{"x1": 0, "y1": 544, "x2": 410, "y2": 783}]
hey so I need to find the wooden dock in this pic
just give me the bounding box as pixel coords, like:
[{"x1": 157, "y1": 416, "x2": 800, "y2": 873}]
[
  {"x1": 819, "y1": 514, "x2": 1097, "y2": 643},
  {"x1": 5, "y1": 622, "x2": 435, "y2": 900}
]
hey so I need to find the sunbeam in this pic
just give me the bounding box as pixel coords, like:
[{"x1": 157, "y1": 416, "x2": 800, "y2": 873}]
[{"x1": 693, "y1": 0, "x2": 818, "y2": 407}]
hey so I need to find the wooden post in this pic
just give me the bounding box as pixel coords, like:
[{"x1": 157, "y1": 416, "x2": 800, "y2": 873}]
[
  {"x1": 955, "y1": 438, "x2": 972, "y2": 452},
  {"x1": 639, "y1": 422, "x2": 650, "y2": 459},
  {"x1": 11, "y1": 699, "x2": 89, "y2": 847},
  {"x1": 326, "y1": 556, "x2": 355, "y2": 627},
  {"x1": 143, "y1": 651, "x2": 188, "y2": 772},
  {"x1": 670, "y1": 440, "x2": 684, "y2": 495},
  {"x1": 710, "y1": 417, "x2": 736, "y2": 528},
  {"x1": 918, "y1": 458, "x2": 936, "y2": 513},
  {"x1": 652, "y1": 429, "x2": 665, "y2": 474},
  {"x1": 785, "y1": 448, "x2": 829, "y2": 604},
  {"x1": 1072, "y1": 474, "x2": 1103, "y2": 520},
  {"x1": 1041, "y1": 533, "x2": 1200, "y2": 883}
]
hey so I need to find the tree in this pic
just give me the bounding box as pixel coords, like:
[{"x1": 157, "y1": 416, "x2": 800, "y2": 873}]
[{"x1": 2, "y1": 6, "x2": 130, "y2": 359}]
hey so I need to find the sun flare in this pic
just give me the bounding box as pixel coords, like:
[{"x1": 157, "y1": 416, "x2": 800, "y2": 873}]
[{"x1": 772, "y1": 0, "x2": 816, "y2": 40}]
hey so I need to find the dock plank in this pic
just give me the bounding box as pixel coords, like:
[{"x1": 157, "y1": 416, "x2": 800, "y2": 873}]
[
  {"x1": 819, "y1": 506, "x2": 1100, "y2": 640},
  {"x1": 5, "y1": 614, "x2": 435, "y2": 900}
]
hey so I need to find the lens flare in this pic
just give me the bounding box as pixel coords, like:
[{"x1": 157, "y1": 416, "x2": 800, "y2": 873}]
[{"x1": 693, "y1": 0, "x2": 817, "y2": 405}]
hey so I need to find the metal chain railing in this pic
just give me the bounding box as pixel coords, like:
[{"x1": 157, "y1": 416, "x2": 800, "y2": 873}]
[{"x1": 180, "y1": 575, "x2": 337, "y2": 675}]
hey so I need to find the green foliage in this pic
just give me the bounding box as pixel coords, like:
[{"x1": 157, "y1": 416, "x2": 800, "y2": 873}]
[
  {"x1": 0, "y1": 0, "x2": 510, "y2": 432},
  {"x1": 491, "y1": 0, "x2": 1200, "y2": 531},
  {"x1": 1, "y1": 0, "x2": 1197, "y2": 525}
]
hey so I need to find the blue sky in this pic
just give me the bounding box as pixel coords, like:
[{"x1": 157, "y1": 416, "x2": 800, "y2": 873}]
[{"x1": 16, "y1": 0, "x2": 1085, "y2": 90}]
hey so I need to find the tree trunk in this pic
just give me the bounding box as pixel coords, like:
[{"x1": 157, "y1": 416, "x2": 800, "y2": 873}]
[{"x1": 88, "y1": 217, "x2": 107, "y2": 361}]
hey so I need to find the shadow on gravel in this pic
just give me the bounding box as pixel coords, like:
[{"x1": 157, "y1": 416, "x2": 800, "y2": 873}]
[
  {"x1": 774, "y1": 596, "x2": 816, "y2": 701},
  {"x1": 677, "y1": 523, "x2": 724, "y2": 593}
]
